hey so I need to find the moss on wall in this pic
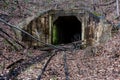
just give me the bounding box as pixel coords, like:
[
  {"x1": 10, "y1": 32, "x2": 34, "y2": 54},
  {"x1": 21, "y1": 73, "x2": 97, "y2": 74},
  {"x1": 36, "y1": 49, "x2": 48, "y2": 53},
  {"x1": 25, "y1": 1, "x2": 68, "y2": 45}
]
[{"x1": 52, "y1": 25, "x2": 58, "y2": 45}]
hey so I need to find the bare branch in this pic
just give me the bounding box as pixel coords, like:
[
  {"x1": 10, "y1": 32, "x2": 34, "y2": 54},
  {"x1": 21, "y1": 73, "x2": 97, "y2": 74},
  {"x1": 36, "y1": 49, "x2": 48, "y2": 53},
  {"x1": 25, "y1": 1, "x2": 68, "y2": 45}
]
[
  {"x1": 0, "y1": 18, "x2": 67, "y2": 51},
  {"x1": 0, "y1": 33, "x2": 18, "y2": 50},
  {"x1": 0, "y1": 28, "x2": 25, "y2": 49},
  {"x1": 93, "y1": 0, "x2": 116, "y2": 7},
  {"x1": 37, "y1": 50, "x2": 57, "y2": 80}
]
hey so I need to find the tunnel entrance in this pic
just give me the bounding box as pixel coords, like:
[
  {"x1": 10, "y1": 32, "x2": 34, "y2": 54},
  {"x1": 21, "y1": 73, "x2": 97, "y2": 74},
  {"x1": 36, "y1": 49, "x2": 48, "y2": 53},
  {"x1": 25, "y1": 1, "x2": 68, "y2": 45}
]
[{"x1": 52, "y1": 16, "x2": 82, "y2": 45}]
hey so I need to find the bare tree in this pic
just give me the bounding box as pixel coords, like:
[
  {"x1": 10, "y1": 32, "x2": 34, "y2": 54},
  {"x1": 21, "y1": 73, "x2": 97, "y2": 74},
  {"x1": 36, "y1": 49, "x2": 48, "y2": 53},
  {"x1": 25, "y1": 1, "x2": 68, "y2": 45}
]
[
  {"x1": 116, "y1": 0, "x2": 119, "y2": 16},
  {"x1": 91, "y1": 0, "x2": 99, "y2": 11}
]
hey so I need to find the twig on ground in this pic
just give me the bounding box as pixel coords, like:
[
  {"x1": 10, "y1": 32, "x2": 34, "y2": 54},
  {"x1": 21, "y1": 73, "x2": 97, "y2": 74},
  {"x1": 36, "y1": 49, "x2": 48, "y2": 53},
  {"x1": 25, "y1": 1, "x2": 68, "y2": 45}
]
[
  {"x1": 6, "y1": 51, "x2": 51, "y2": 79},
  {"x1": 63, "y1": 51, "x2": 69, "y2": 80},
  {"x1": 0, "y1": 33, "x2": 18, "y2": 50},
  {"x1": 0, "y1": 27, "x2": 25, "y2": 49},
  {"x1": 0, "y1": 51, "x2": 14, "y2": 62},
  {"x1": 6, "y1": 59, "x2": 24, "y2": 69},
  {"x1": 37, "y1": 50, "x2": 57, "y2": 80}
]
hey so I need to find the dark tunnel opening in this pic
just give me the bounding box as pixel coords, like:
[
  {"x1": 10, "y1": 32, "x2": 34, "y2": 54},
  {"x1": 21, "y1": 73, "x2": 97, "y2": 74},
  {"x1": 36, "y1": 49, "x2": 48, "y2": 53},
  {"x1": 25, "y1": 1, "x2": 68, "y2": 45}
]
[{"x1": 52, "y1": 16, "x2": 82, "y2": 45}]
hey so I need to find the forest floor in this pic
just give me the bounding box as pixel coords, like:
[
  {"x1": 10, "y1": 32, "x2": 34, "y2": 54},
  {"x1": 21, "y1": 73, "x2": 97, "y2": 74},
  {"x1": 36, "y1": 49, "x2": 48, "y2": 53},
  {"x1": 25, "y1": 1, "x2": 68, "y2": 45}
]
[
  {"x1": 0, "y1": 30, "x2": 120, "y2": 80},
  {"x1": 0, "y1": 0, "x2": 120, "y2": 80}
]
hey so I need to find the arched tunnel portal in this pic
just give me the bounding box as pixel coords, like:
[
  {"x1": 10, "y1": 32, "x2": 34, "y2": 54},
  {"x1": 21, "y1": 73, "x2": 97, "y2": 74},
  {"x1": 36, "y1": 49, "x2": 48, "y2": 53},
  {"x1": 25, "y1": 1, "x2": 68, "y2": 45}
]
[{"x1": 52, "y1": 16, "x2": 82, "y2": 45}]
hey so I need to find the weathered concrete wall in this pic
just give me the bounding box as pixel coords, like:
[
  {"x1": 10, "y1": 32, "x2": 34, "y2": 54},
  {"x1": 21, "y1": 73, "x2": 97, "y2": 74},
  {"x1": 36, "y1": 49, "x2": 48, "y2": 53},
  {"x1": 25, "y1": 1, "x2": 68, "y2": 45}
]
[
  {"x1": 17, "y1": 9, "x2": 87, "y2": 47},
  {"x1": 85, "y1": 18, "x2": 112, "y2": 46},
  {"x1": 16, "y1": 9, "x2": 112, "y2": 48}
]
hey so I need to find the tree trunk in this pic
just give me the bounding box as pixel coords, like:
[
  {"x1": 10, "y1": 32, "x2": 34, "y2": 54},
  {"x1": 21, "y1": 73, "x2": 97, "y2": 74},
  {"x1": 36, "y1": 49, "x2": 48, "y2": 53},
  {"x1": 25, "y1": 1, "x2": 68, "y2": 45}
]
[{"x1": 116, "y1": 0, "x2": 119, "y2": 16}]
